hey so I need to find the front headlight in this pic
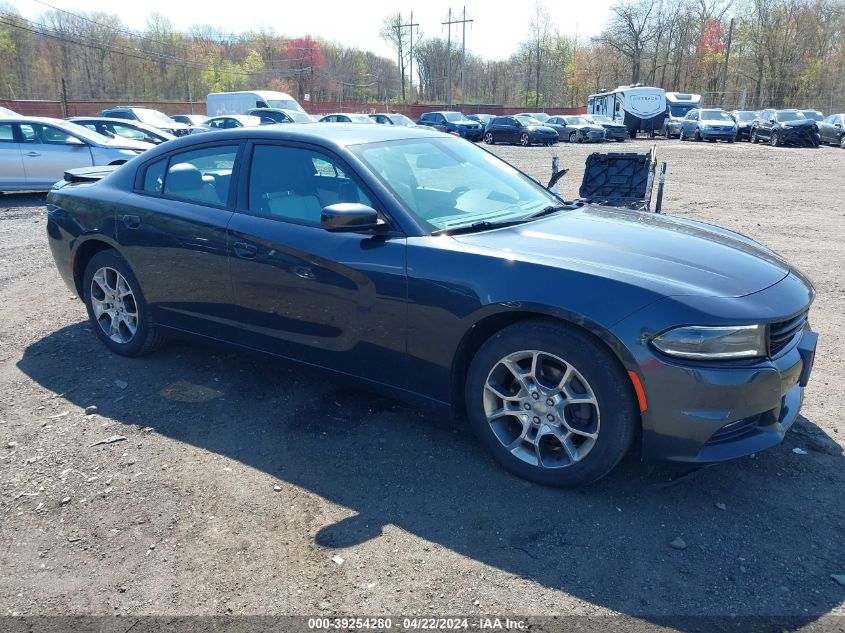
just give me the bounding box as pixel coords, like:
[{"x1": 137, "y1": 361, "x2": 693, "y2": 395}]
[{"x1": 651, "y1": 324, "x2": 766, "y2": 360}]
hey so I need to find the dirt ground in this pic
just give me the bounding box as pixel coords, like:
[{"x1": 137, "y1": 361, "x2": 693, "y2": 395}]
[{"x1": 0, "y1": 138, "x2": 844, "y2": 627}]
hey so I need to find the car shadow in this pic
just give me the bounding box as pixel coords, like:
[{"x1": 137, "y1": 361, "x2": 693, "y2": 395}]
[
  {"x1": 0, "y1": 191, "x2": 47, "y2": 209},
  {"x1": 16, "y1": 322, "x2": 845, "y2": 621}
]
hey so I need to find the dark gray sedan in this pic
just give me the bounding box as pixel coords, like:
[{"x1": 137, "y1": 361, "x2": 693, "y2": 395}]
[{"x1": 546, "y1": 116, "x2": 606, "y2": 143}]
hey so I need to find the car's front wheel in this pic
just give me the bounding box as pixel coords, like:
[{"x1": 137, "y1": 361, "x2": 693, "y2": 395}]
[
  {"x1": 465, "y1": 320, "x2": 638, "y2": 487},
  {"x1": 568, "y1": 132, "x2": 577, "y2": 143},
  {"x1": 840, "y1": 135, "x2": 845, "y2": 149},
  {"x1": 484, "y1": 131, "x2": 494, "y2": 145},
  {"x1": 770, "y1": 131, "x2": 781, "y2": 147},
  {"x1": 82, "y1": 250, "x2": 165, "y2": 356}
]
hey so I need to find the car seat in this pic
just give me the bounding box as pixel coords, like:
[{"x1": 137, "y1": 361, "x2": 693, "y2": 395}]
[{"x1": 165, "y1": 163, "x2": 221, "y2": 204}]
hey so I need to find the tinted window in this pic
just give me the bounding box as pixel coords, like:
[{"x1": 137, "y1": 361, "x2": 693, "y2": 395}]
[
  {"x1": 0, "y1": 122, "x2": 16, "y2": 142},
  {"x1": 162, "y1": 145, "x2": 238, "y2": 206},
  {"x1": 106, "y1": 111, "x2": 132, "y2": 120},
  {"x1": 142, "y1": 157, "x2": 167, "y2": 193},
  {"x1": 19, "y1": 123, "x2": 78, "y2": 144},
  {"x1": 110, "y1": 123, "x2": 147, "y2": 140},
  {"x1": 247, "y1": 145, "x2": 372, "y2": 226}
]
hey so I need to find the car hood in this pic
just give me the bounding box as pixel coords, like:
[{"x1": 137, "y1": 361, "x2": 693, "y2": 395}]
[
  {"x1": 453, "y1": 205, "x2": 790, "y2": 298},
  {"x1": 525, "y1": 125, "x2": 557, "y2": 133},
  {"x1": 98, "y1": 136, "x2": 155, "y2": 150},
  {"x1": 701, "y1": 119, "x2": 736, "y2": 126},
  {"x1": 781, "y1": 119, "x2": 816, "y2": 129}
]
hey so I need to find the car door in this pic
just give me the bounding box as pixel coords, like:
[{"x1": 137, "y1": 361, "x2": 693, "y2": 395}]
[
  {"x1": 504, "y1": 117, "x2": 521, "y2": 143},
  {"x1": 0, "y1": 121, "x2": 26, "y2": 190},
  {"x1": 116, "y1": 142, "x2": 241, "y2": 339},
  {"x1": 226, "y1": 141, "x2": 409, "y2": 386},
  {"x1": 757, "y1": 110, "x2": 774, "y2": 139},
  {"x1": 18, "y1": 122, "x2": 94, "y2": 189},
  {"x1": 819, "y1": 115, "x2": 841, "y2": 144}
]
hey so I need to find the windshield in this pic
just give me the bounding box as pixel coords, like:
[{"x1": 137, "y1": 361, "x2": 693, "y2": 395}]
[
  {"x1": 515, "y1": 115, "x2": 542, "y2": 125},
  {"x1": 669, "y1": 104, "x2": 697, "y2": 117},
  {"x1": 386, "y1": 114, "x2": 413, "y2": 126},
  {"x1": 776, "y1": 111, "x2": 806, "y2": 122},
  {"x1": 53, "y1": 120, "x2": 115, "y2": 144},
  {"x1": 347, "y1": 114, "x2": 373, "y2": 123},
  {"x1": 267, "y1": 99, "x2": 305, "y2": 112},
  {"x1": 700, "y1": 110, "x2": 734, "y2": 121},
  {"x1": 734, "y1": 111, "x2": 756, "y2": 122},
  {"x1": 133, "y1": 109, "x2": 176, "y2": 126},
  {"x1": 351, "y1": 137, "x2": 561, "y2": 233},
  {"x1": 286, "y1": 110, "x2": 314, "y2": 123},
  {"x1": 800, "y1": 110, "x2": 823, "y2": 121},
  {"x1": 565, "y1": 116, "x2": 589, "y2": 125},
  {"x1": 443, "y1": 112, "x2": 471, "y2": 123}
]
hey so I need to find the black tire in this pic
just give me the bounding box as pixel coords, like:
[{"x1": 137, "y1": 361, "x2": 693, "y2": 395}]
[
  {"x1": 82, "y1": 249, "x2": 166, "y2": 357},
  {"x1": 840, "y1": 135, "x2": 845, "y2": 149},
  {"x1": 465, "y1": 319, "x2": 639, "y2": 487},
  {"x1": 568, "y1": 131, "x2": 577, "y2": 143},
  {"x1": 520, "y1": 132, "x2": 530, "y2": 146},
  {"x1": 694, "y1": 129, "x2": 702, "y2": 142},
  {"x1": 770, "y1": 131, "x2": 780, "y2": 147},
  {"x1": 728, "y1": 138, "x2": 735, "y2": 143},
  {"x1": 484, "y1": 131, "x2": 495, "y2": 145},
  {"x1": 679, "y1": 128, "x2": 686, "y2": 141},
  {"x1": 750, "y1": 129, "x2": 758, "y2": 144}
]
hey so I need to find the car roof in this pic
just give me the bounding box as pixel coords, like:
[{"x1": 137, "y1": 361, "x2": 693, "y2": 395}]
[{"x1": 141, "y1": 122, "x2": 444, "y2": 151}]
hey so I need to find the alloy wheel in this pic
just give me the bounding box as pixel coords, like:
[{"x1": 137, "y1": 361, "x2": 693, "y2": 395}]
[
  {"x1": 569, "y1": 132, "x2": 577, "y2": 143},
  {"x1": 483, "y1": 350, "x2": 600, "y2": 469},
  {"x1": 484, "y1": 131, "x2": 494, "y2": 145},
  {"x1": 839, "y1": 135, "x2": 845, "y2": 149},
  {"x1": 520, "y1": 133, "x2": 530, "y2": 146},
  {"x1": 90, "y1": 266, "x2": 138, "y2": 344}
]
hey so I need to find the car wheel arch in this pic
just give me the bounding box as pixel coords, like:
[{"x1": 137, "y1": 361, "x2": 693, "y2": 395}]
[
  {"x1": 449, "y1": 309, "x2": 640, "y2": 420},
  {"x1": 72, "y1": 239, "x2": 119, "y2": 297}
]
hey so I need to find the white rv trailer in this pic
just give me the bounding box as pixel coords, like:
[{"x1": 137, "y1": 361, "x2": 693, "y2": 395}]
[
  {"x1": 587, "y1": 85, "x2": 667, "y2": 138},
  {"x1": 206, "y1": 91, "x2": 305, "y2": 116},
  {"x1": 662, "y1": 92, "x2": 702, "y2": 137}
]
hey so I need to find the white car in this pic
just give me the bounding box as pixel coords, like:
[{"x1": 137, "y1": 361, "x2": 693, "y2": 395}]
[
  {"x1": 0, "y1": 116, "x2": 153, "y2": 192},
  {"x1": 0, "y1": 106, "x2": 19, "y2": 117}
]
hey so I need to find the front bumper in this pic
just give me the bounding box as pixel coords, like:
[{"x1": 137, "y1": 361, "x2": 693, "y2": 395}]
[
  {"x1": 700, "y1": 128, "x2": 737, "y2": 140},
  {"x1": 604, "y1": 128, "x2": 629, "y2": 140},
  {"x1": 611, "y1": 271, "x2": 817, "y2": 464},
  {"x1": 456, "y1": 127, "x2": 483, "y2": 141},
  {"x1": 581, "y1": 130, "x2": 606, "y2": 142}
]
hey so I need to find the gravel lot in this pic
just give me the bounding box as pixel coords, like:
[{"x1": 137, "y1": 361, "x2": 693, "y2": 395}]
[{"x1": 1, "y1": 138, "x2": 844, "y2": 626}]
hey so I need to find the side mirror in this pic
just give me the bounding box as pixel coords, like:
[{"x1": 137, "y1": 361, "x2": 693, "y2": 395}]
[
  {"x1": 321, "y1": 203, "x2": 383, "y2": 233},
  {"x1": 769, "y1": 118, "x2": 776, "y2": 124}
]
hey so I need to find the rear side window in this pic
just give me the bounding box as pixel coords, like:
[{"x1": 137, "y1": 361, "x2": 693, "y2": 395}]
[
  {"x1": 0, "y1": 122, "x2": 15, "y2": 142},
  {"x1": 142, "y1": 157, "x2": 167, "y2": 193},
  {"x1": 148, "y1": 145, "x2": 238, "y2": 206}
]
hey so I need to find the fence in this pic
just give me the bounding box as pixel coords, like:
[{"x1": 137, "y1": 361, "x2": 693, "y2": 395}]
[{"x1": 0, "y1": 98, "x2": 586, "y2": 119}]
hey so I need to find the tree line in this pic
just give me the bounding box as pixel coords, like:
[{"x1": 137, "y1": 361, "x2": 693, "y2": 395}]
[{"x1": 1, "y1": 0, "x2": 843, "y2": 112}]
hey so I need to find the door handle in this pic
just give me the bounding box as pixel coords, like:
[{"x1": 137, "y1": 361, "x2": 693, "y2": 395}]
[
  {"x1": 25, "y1": 151, "x2": 40, "y2": 157},
  {"x1": 233, "y1": 241, "x2": 257, "y2": 259},
  {"x1": 122, "y1": 214, "x2": 141, "y2": 229}
]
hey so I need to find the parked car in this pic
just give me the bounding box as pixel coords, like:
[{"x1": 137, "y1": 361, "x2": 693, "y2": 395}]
[
  {"x1": 583, "y1": 114, "x2": 628, "y2": 142},
  {"x1": 417, "y1": 111, "x2": 483, "y2": 141},
  {"x1": 679, "y1": 108, "x2": 738, "y2": 142},
  {"x1": 466, "y1": 114, "x2": 493, "y2": 127},
  {"x1": 99, "y1": 107, "x2": 191, "y2": 137},
  {"x1": 483, "y1": 115, "x2": 558, "y2": 146},
  {"x1": 193, "y1": 115, "x2": 269, "y2": 133},
  {"x1": 818, "y1": 113, "x2": 845, "y2": 148},
  {"x1": 249, "y1": 108, "x2": 315, "y2": 124},
  {"x1": 750, "y1": 109, "x2": 820, "y2": 147},
  {"x1": 517, "y1": 112, "x2": 551, "y2": 123},
  {"x1": 171, "y1": 114, "x2": 209, "y2": 127},
  {"x1": 545, "y1": 115, "x2": 606, "y2": 143},
  {"x1": 730, "y1": 110, "x2": 758, "y2": 140},
  {"x1": 0, "y1": 116, "x2": 152, "y2": 191},
  {"x1": 318, "y1": 113, "x2": 374, "y2": 124},
  {"x1": 368, "y1": 113, "x2": 417, "y2": 127},
  {"x1": 0, "y1": 106, "x2": 19, "y2": 117},
  {"x1": 45, "y1": 123, "x2": 817, "y2": 487},
  {"x1": 798, "y1": 110, "x2": 824, "y2": 122},
  {"x1": 68, "y1": 117, "x2": 176, "y2": 145}
]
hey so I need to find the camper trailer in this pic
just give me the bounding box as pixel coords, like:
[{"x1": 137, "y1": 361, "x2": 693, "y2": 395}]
[
  {"x1": 662, "y1": 92, "x2": 702, "y2": 137},
  {"x1": 206, "y1": 91, "x2": 305, "y2": 116},
  {"x1": 588, "y1": 85, "x2": 667, "y2": 138}
]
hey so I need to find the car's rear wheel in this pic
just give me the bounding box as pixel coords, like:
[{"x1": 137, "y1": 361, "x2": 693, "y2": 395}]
[
  {"x1": 520, "y1": 132, "x2": 530, "y2": 146},
  {"x1": 465, "y1": 320, "x2": 638, "y2": 487},
  {"x1": 484, "y1": 131, "x2": 494, "y2": 145},
  {"x1": 82, "y1": 250, "x2": 165, "y2": 357}
]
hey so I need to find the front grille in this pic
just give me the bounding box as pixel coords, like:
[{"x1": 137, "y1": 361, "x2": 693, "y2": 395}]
[
  {"x1": 707, "y1": 414, "x2": 762, "y2": 445},
  {"x1": 769, "y1": 311, "x2": 809, "y2": 356}
]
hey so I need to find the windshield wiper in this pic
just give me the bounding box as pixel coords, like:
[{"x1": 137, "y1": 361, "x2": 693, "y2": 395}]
[
  {"x1": 432, "y1": 219, "x2": 526, "y2": 236},
  {"x1": 523, "y1": 203, "x2": 573, "y2": 220}
]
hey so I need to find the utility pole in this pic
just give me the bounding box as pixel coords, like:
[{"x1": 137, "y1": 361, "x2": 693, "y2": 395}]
[
  {"x1": 443, "y1": 8, "x2": 473, "y2": 109},
  {"x1": 719, "y1": 17, "x2": 734, "y2": 108},
  {"x1": 395, "y1": 13, "x2": 419, "y2": 102}
]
